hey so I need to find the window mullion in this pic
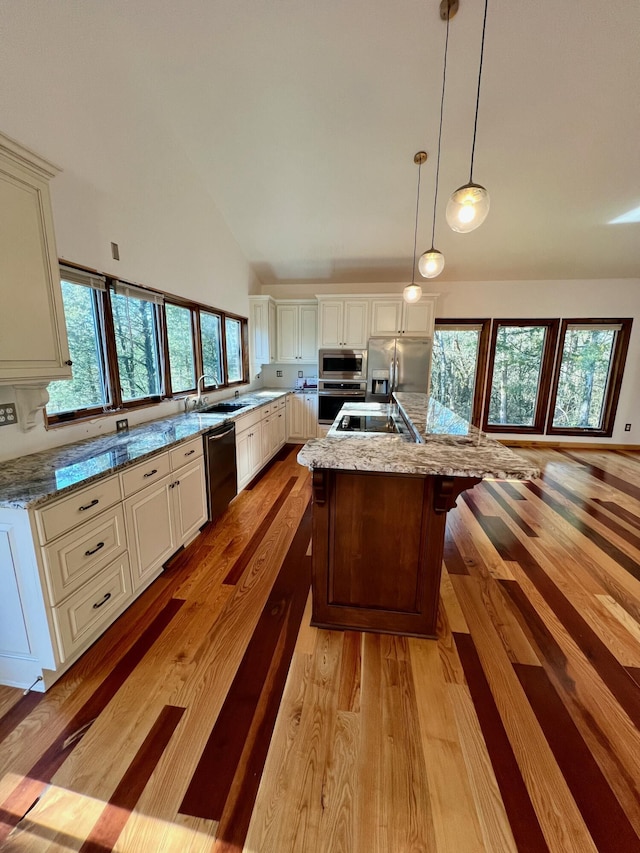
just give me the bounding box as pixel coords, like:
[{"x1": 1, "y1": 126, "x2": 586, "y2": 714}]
[{"x1": 102, "y1": 285, "x2": 123, "y2": 410}]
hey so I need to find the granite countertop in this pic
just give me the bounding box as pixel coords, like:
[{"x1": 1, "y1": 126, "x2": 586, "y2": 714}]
[
  {"x1": 297, "y1": 393, "x2": 540, "y2": 480},
  {"x1": 0, "y1": 389, "x2": 290, "y2": 510}
]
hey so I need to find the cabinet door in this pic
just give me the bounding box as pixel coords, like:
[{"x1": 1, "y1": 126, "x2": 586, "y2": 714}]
[
  {"x1": 287, "y1": 394, "x2": 306, "y2": 439},
  {"x1": 305, "y1": 395, "x2": 318, "y2": 439},
  {"x1": 268, "y1": 300, "x2": 277, "y2": 362},
  {"x1": 401, "y1": 297, "x2": 435, "y2": 336},
  {"x1": 299, "y1": 304, "x2": 318, "y2": 362},
  {"x1": 0, "y1": 135, "x2": 70, "y2": 383},
  {"x1": 250, "y1": 420, "x2": 263, "y2": 474},
  {"x1": 172, "y1": 458, "x2": 207, "y2": 545},
  {"x1": 319, "y1": 301, "x2": 343, "y2": 348},
  {"x1": 0, "y1": 523, "x2": 32, "y2": 657},
  {"x1": 124, "y1": 476, "x2": 176, "y2": 591},
  {"x1": 261, "y1": 416, "x2": 273, "y2": 463},
  {"x1": 370, "y1": 300, "x2": 403, "y2": 336},
  {"x1": 343, "y1": 301, "x2": 370, "y2": 349},
  {"x1": 276, "y1": 304, "x2": 299, "y2": 362},
  {"x1": 276, "y1": 408, "x2": 286, "y2": 448},
  {"x1": 236, "y1": 428, "x2": 253, "y2": 489},
  {"x1": 250, "y1": 298, "x2": 269, "y2": 366}
]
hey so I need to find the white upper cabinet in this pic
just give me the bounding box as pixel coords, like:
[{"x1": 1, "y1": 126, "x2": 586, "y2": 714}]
[
  {"x1": 318, "y1": 298, "x2": 369, "y2": 349},
  {"x1": 0, "y1": 131, "x2": 70, "y2": 384},
  {"x1": 370, "y1": 295, "x2": 437, "y2": 337},
  {"x1": 249, "y1": 295, "x2": 276, "y2": 373},
  {"x1": 276, "y1": 301, "x2": 318, "y2": 363}
]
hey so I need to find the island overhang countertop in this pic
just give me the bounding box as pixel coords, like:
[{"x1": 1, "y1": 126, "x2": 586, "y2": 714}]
[{"x1": 297, "y1": 393, "x2": 540, "y2": 481}]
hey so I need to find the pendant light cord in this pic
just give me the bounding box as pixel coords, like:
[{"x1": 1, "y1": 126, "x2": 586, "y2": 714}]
[
  {"x1": 469, "y1": 0, "x2": 488, "y2": 183},
  {"x1": 431, "y1": 3, "x2": 451, "y2": 249},
  {"x1": 411, "y1": 160, "x2": 422, "y2": 284}
]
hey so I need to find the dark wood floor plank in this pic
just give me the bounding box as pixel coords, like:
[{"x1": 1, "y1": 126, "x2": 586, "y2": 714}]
[
  {"x1": 443, "y1": 533, "x2": 469, "y2": 575},
  {"x1": 562, "y1": 451, "x2": 640, "y2": 502},
  {"x1": 79, "y1": 705, "x2": 185, "y2": 853},
  {"x1": 482, "y1": 480, "x2": 538, "y2": 537},
  {"x1": 498, "y1": 481, "x2": 527, "y2": 500},
  {"x1": 594, "y1": 499, "x2": 640, "y2": 531},
  {"x1": 525, "y1": 480, "x2": 640, "y2": 582},
  {"x1": 0, "y1": 692, "x2": 42, "y2": 746},
  {"x1": 542, "y1": 472, "x2": 640, "y2": 551},
  {"x1": 515, "y1": 664, "x2": 640, "y2": 853},
  {"x1": 181, "y1": 501, "x2": 312, "y2": 825},
  {"x1": 0, "y1": 598, "x2": 184, "y2": 844},
  {"x1": 222, "y1": 476, "x2": 297, "y2": 584},
  {"x1": 453, "y1": 632, "x2": 550, "y2": 853}
]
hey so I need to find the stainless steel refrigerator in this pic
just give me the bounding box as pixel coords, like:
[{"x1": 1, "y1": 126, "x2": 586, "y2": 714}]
[{"x1": 366, "y1": 337, "x2": 432, "y2": 403}]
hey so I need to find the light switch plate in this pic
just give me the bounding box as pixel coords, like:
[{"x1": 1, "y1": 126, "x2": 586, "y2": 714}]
[
  {"x1": 0, "y1": 402, "x2": 17, "y2": 426},
  {"x1": 116, "y1": 418, "x2": 129, "y2": 432}
]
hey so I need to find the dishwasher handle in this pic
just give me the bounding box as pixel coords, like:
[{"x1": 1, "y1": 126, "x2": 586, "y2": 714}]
[{"x1": 208, "y1": 426, "x2": 235, "y2": 441}]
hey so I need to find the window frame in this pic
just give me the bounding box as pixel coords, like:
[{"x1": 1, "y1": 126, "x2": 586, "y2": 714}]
[
  {"x1": 432, "y1": 318, "x2": 491, "y2": 427},
  {"x1": 45, "y1": 262, "x2": 250, "y2": 426},
  {"x1": 545, "y1": 317, "x2": 632, "y2": 437},
  {"x1": 482, "y1": 318, "x2": 559, "y2": 434}
]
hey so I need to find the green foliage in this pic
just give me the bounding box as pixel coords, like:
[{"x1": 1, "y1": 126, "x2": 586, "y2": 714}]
[
  {"x1": 430, "y1": 329, "x2": 480, "y2": 422},
  {"x1": 488, "y1": 326, "x2": 546, "y2": 426},
  {"x1": 166, "y1": 304, "x2": 196, "y2": 392},
  {"x1": 112, "y1": 293, "x2": 161, "y2": 401},
  {"x1": 200, "y1": 311, "x2": 224, "y2": 385},
  {"x1": 225, "y1": 317, "x2": 242, "y2": 382},
  {"x1": 553, "y1": 328, "x2": 614, "y2": 428},
  {"x1": 47, "y1": 281, "x2": 107, "y2": 414}
]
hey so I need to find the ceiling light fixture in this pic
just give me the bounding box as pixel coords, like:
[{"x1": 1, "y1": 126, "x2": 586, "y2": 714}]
[
  {"x1": 446, "y1": 0, "x2": 490, "y2": 233},
  {"x1": 418, "y1": 0, "x2": 453, "y2": 280},
  {"x1": 403, "y1": 151, "x2": 427, "y2": 304}
]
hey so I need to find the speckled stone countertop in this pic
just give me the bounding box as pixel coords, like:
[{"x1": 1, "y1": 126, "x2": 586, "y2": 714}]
[
  {"x1": 297, "y1": 393, "x2": 540, "y2": 480},
  {"x1": 0, "y1": 390, "x2": 290, "y2": 510}
]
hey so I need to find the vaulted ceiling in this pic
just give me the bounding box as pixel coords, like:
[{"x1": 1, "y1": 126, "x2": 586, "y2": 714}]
[{"x1": 2, "y1": 1, "x2": 639, "y2": 285}]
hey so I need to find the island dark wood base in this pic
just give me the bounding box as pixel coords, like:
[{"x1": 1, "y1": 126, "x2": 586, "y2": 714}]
[{"x1": 310, "y1": 468, "x2": 481, "y2": 638}]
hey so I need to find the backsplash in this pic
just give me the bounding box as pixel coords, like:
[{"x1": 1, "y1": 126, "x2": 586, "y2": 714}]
[{"x1": 259, "y1": 363, "x2": 318, "y2": 388}]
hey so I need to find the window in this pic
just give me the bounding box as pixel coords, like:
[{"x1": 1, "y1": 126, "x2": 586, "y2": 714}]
[
  {"x1": 45, "y1": 264, "x2": 249, "y2": 425},
  {"x1": 484, "y1": 320, "x2": 558, "y2": 433},
  {"x1": 47, "y1": 268, "x2": 109, "y2": 420},
  {"x1": 547, "y1": 319, "x2": 632, "y2": 436},
  {"x1": 200, "y1": 310, "x2": 224, "y2": 388},
  {"x1": 225, "y1": 316, "x2": 243, "y2": 384},
  {"x1": 430, "y1": 320, "x2": 490, "y2": 425},
  {"x1": 165, "y1": 303, "x2": 196, "y2": 393},
  {"x1": 111, "y1": 282, "x2": 163, "y2": 403}
]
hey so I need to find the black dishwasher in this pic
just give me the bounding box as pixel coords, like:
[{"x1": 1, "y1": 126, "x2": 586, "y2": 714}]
[{"x1": 205, "y1": 422, "x2": 238, "y2": 523}]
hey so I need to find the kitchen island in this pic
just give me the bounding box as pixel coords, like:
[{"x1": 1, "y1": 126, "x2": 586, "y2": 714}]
[{"x1": 297, "y1": 394, "x2": 539, "y2": 638}]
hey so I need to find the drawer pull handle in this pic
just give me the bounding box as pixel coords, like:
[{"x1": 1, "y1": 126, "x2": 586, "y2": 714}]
[
  {"x1": 92, "y1": 592, "x2": 111, "y2": 609},
  {"x1": 184, "y1": 449, "x2": 195, "y2": 456},
  {"x1": 143, "y1": 468, "x2": 158, "y2": 478},
  {"x1": 79, "y1": 499, "x2": 99, "y2": 511},
  {"x1": 85, "y1": 541, "x2": 105, "y2": 557}
]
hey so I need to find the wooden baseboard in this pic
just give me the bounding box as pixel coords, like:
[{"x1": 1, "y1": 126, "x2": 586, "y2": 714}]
[{"x1": 499, "y1": 440, "x2": 640, "y2": 450}]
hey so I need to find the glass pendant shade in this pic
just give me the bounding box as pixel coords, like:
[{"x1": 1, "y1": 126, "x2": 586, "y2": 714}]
[
  {"x1": 403, "y1": 283, "x2": 423, "y2": 303},
  {"x1": 418, "y1": 248, "x2": 445, "y2": 279},
  {"x1": 446, "y1": 182, "x2": 490, "y2": 233}
]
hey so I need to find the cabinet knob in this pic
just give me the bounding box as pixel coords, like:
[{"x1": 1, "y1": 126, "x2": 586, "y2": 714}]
[{"x1": 64, "y1": 360, "x2": 73, "y2": 366}]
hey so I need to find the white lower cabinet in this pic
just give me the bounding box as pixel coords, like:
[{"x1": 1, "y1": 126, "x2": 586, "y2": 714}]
[
  {"x1": 0, "y1": 436, "x2": 207, "y2": 692},
  {"x1": 123, "y1": 444, "x2": 207, "y2": 592},
  {"x1": 236, "y1": 395, "x2": 288, "y2": 492},
  {"x1": 287, "y1": 393, "x2": 318, "y2": 441}
]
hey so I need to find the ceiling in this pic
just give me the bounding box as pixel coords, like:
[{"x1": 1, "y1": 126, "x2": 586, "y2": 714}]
[{"x1": 3, "y1": 0, "x2": 640, "y2": 285}]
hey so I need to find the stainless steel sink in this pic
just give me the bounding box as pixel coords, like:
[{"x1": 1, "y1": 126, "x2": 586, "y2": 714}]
[{"x1": 201, "y1": 402, "x2": 246, "y2": 414}]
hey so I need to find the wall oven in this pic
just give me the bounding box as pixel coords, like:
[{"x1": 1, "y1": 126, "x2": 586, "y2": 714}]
[
  {"x1": 319, "y1": 349, "x2": 367, "y2": 381},
  {"x1": 318, "y1": 380, "x2": 366, "y2": 425}
]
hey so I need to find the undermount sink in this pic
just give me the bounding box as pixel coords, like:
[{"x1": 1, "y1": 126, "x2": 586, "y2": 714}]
[{"x1": 201, "y1": 401, "x2": 246, "y2": 413}]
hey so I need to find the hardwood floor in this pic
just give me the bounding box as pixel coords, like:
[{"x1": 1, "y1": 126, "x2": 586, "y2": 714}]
[{"x1": 1, "y1": 445, "x2": 640, "y2": 851}]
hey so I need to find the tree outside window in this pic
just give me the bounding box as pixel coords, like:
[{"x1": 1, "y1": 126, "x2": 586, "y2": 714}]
[
  {"x1": 111, "y1": 292, "x2": 162, "y2": 401},
  {"x1": 166, "y1": 303, "x2": 196, "y2": 393},
  {"x1": 200, "y1": 310, "x2": 224, "y2": 387},
  {"x1": 225, "y1": 317, "x2": 243, "y2": 383},
  {"x1": 430, "y1": 323, "x2": 488, "y2": 425}
]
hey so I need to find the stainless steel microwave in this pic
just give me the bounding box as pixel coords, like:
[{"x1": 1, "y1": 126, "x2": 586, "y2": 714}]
[{"x1": 319, "y1": 349, "x2": 367, "y2": 380}]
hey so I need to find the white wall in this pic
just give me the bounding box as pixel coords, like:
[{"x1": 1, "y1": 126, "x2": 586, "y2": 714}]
[
  {"x1": 262, "y1": 279, "x2": 640, "y2": 444},
  {"x1": 0, "y1": 6, "x2": 261, "y2": 461}
]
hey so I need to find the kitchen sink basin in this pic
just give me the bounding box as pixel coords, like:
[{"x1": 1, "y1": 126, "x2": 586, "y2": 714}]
[{"x1": 201, "y1": 402, "x2": 246, "y2": 413}]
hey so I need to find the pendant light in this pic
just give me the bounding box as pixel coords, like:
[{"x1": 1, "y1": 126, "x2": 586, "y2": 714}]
[
  {"x1": 418, "y1": 0, "x2": 453, "y2": 280},
  {"x1": 403, "y1": 152, "x2": 427, "y2": 304},
  {"x1": 446, "y1": 0, "x2": 490, "y2": 233}
]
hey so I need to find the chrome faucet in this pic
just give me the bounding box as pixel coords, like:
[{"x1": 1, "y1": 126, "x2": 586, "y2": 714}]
[{"x1": 195, "y1": 373, "x2": 220, "y2": 408}]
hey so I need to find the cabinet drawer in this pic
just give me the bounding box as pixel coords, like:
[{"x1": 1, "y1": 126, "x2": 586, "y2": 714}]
[
  {"x1": 52, "y1": 554, "x2": 132, "y2": 662},
  {"x1": 276, "y1": 397, "x2": 287, "y2": 410},
  {"x1": 42, "y1": 505, "x2": 127, "y2": 605},
  {"x1": 36, "y1": 475, "x2": 122, "y2": 544},
  {"x1": 169, "y1": 436, "x2": 203, "y2": 471},
  {"x1": 235, "y1": 408, "x2": 261, "y2": 433},
  {"x1": 120, "y1": 452, "x2": 171, "y2": 498}
]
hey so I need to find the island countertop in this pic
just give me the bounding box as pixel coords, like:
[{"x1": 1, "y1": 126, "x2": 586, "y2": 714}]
[
  {"x1": 0, "y1": 389, "x2": 290, "y2": 510},
  {"x1": 297, "y1": 393, "x2": 540, "y2": 480}
]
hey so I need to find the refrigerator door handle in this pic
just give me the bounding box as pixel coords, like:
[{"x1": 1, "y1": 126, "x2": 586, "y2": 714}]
[{"x1": 393, "y1": 357, "x2": 399, "y2": 392}]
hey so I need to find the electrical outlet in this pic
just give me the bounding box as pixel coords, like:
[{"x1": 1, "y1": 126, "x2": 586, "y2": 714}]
[
  {"x1": 298, "y1": 370, "x2": 303, "y2": 378},
  {"x1": 111, "y1": 241, "x2": 120, "y2": 260},
  {"x1": 625, "y1": 423, "x2": 631, "y2": 431},
  {"x1": 276, "y1": 370, "x2": 283, "y2": 377},
  {"x1": 116, "y1": 418, "x2": 129, "y2": 432},
  {"x1": 0, "y1": 402, "x2": 17, "y2": 426}
]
